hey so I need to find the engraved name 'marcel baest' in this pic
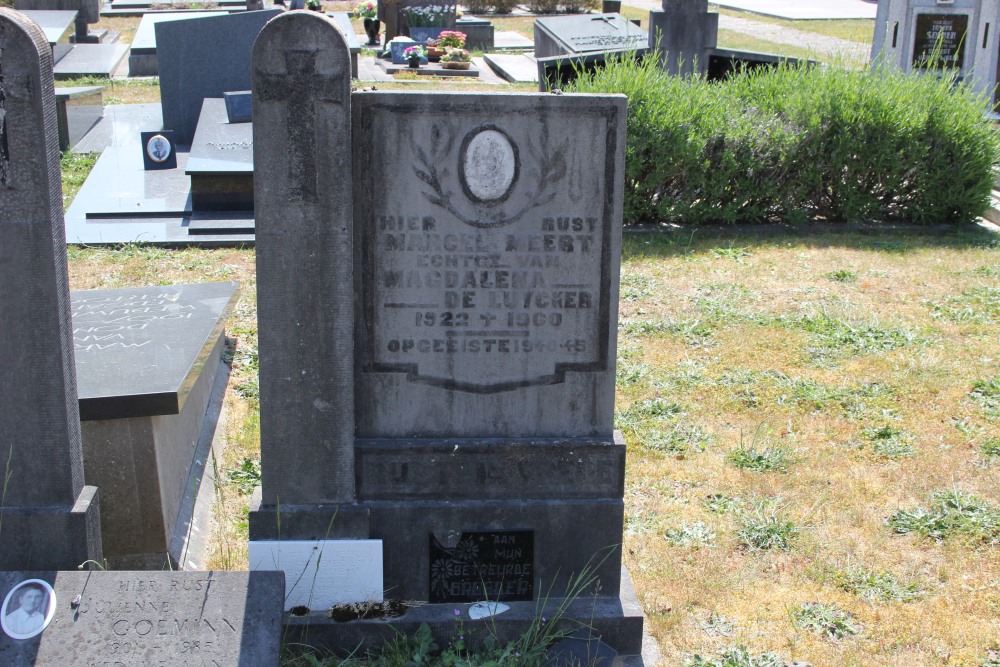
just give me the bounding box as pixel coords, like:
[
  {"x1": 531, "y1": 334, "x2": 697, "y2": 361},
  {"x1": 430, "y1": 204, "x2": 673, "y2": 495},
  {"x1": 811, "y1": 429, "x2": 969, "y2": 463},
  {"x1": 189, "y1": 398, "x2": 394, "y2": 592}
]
[{"x1": 372, "y1": 213, "x2": 606, "y2": 392}]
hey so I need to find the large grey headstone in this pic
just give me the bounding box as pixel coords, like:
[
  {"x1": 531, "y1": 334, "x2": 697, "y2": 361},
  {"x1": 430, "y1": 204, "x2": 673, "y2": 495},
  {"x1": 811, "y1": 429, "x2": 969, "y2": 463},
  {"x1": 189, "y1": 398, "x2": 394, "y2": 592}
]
[
  {"x1": 648, "y1": 0, "x2": 719, "y2": 76},
  {"x1": 870, "y1": 0, "x2": 995, "y2": 104},
  {"x1": 0, "y1": 7, "x2": 101, "y2": 570},
  {"x1": 247, "y1": 9, "x2": 638, "y2": 653},
  {"x1": 158, "y1": 9, "x2": 281, "y2": 144},
  {"x1": 0, "y1": 571, "x2": 284, "y2": 666}
]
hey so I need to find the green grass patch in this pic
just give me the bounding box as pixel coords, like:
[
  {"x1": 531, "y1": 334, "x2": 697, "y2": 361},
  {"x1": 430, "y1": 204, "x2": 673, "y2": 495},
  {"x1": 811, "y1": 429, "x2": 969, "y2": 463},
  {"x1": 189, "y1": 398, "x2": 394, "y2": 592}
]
[
  {"x1": 982, "y1": 438, "x2": 1000, "y2": 461},
  {"x1": 792, "y1": 602, "x2": 862, "y2": 640},
  {"x1": 930, "y1": 286, "x2": 1000, "y2": 324},
  {"x1": 835, "y1": 565, "x2": 923, "y2": 603},
  {"x1": 970, "y1": 375, "x2": 1000, "y2": 419},
  {"x1": 778, "y1": 311, "x2": 917, "y2": 364},
  {"x1": 735, "y1": 502, "x2": 799, "y2": 550},
  {"x1": 686, "y1": 646, "x2": 786, "y2": 667},
  {"x1": 887, "y1": 489, "x2": 1000, "y2": 544},
  {"x1": 664, "y1": 521, "x2": 717, "y2": 548},
  {"x1": 60, "y1": 152, "x2": 98, "y2": 208},
  {"x1": 859, "y1": 424, "x2": 915, "y2": 460},
  {"x1": 644, "y1": 421, "x2": 714, "y2": 455},
  {"x1": 225, "y1": 457, "x2": 261, "y2": 495}
]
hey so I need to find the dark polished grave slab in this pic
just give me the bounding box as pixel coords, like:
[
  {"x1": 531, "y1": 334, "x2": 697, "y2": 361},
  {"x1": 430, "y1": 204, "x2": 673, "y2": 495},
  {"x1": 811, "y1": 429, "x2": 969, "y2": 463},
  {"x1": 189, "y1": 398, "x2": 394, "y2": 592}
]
[
  {"x1": 483, "y1": 53, "x2": 538, "y2": 82},
  {"x1": 186, "y1": 98, "x2": 254, "y2": 211},
  {"x1": 534, "y1": 13, "x2": 647, "y2": 58},
  {"x1": 73, "y1": 281, "x2": 240, "y2": 567},
  {"x1": 0, "y1": 571, "x2": 284, "y2": 665},
  {"x1": 19, "y1": 9, "x2": 76, "y2": 44},
  {"x1": 70, "y1": 101, "x2": 161, "y2": 153},
  {"x1": 52, "y1": 42, "x2": 129, "y2": 78},
  {"x1": 128, "y1": 10, "x2": 219, "y2": 76},
  {"x1": 54, "y1": 85, "x2": 103, "y2": 151},
  {"x1": 158, "y1": 9, "x2": 282, "y2": 144},
  {"x1": 73, "y1": 281, "x2": 238, "y2": 420}
]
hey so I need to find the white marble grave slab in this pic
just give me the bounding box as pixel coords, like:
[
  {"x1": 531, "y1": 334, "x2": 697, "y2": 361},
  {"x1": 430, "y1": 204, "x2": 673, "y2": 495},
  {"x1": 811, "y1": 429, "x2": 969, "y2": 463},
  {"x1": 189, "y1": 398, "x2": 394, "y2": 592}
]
[{"x1": 249, "y1": 540, "x2": 384, "y2": 610}]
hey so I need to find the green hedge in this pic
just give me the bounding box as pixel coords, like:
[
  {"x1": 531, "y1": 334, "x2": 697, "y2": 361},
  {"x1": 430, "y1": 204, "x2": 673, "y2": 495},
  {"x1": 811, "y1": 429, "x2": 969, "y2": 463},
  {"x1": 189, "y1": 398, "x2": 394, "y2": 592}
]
[{"x1": 567, "y1": 57, "x2": 1000, "y2": 226}]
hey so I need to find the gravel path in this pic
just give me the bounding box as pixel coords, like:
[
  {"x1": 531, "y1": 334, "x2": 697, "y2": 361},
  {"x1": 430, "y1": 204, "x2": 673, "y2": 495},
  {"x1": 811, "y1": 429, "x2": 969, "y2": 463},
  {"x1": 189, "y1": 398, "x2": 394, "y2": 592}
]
[{"x1": 623, "y1": 0, "x2": 872, "y2": 61}]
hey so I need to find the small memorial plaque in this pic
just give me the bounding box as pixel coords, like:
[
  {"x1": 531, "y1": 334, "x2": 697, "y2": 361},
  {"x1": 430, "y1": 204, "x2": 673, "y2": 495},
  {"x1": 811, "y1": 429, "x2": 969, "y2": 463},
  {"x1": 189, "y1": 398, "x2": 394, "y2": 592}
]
[
  {"x1": 429, "y1": 531, "x2": 534, "y2": 603},
  {"x1": 141, "y1": 130, "x2": 178, "y2": 170},
  {"x1": 912, "y1": 13, "x2": 969, "y2": 69},
  {"x1": 0, "y1": 571, "x2": 284, "y2": 666}
]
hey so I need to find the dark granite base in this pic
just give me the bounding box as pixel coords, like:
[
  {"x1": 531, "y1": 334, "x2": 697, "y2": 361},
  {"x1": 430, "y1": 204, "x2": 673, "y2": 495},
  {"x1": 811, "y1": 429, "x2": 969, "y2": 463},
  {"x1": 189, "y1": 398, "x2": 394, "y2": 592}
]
[
  {"x1": 191, "y1": 173, "x2": 254, "y2": 211},
  {"x1": 250, "y1": 496, "x2": 624, "y2": 601},
  {"x1": 282, "y1": 567, "x2": 644, "y2": 659},
  {"x1": 0, "y1": 486, "x2": 102, "y2": 570}
]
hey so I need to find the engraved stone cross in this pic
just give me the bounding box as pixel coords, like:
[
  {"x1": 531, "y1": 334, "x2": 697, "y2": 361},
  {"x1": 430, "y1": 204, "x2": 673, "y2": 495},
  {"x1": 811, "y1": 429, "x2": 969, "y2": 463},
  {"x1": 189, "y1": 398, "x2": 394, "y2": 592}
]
[
  {"x1": 255, "y1": 48, "x2": 345, "y2": 203},
  {"x1": 0, "y1": 45, "x2": 33, "y2": 187}
]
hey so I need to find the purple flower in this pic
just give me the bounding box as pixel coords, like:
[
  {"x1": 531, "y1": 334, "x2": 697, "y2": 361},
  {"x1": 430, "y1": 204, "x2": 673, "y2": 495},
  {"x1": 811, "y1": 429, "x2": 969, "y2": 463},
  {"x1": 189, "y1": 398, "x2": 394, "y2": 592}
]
[{"x1": 454, "y1": 608, "x2": 461, "y2": 616}]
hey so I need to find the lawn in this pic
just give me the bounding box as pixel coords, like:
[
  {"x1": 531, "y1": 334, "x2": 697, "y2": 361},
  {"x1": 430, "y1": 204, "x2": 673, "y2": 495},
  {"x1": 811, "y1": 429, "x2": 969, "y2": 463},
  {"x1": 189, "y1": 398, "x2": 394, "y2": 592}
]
[{"x1": 65, "y1": 222, "x2": 1000, "y2": 666}]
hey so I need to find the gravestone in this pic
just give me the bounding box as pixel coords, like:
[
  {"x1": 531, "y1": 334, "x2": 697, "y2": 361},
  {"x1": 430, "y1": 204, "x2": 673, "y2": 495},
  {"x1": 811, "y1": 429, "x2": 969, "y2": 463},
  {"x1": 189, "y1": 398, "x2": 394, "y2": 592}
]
[
  {"x1": 158, "y1": 9, "x2": 281, "y2": 144},
  {"x1": 871, "y1": 0, "x2": 998, "y2": 105},
  {"x1": 15, "y1": 0, "x2": 100, "y2": 43},
  {"x1": 0, "y1": 571, "x2": 284, "y2": 666},
  {"x1": 648, "y1": 0, "x2": 719, "y2": 77},
  {"x1": 249, "y1": 9, "x2": 642, "y2": 657},
  {"x1": 72, "y1": 281, "x2": 240, "y2": 569},
  {"x1": 534, "y1": 13, "x2": 648, "y2": 89},
  {"x1": 128, "y1": 11, "x2": 220, "y2": 77},
  {"x1": 186, "y1": 98, "x2": 254, "y2": 211},
  {"x1": 0, "y1": 7, "x2": 102, "y2": 571}
]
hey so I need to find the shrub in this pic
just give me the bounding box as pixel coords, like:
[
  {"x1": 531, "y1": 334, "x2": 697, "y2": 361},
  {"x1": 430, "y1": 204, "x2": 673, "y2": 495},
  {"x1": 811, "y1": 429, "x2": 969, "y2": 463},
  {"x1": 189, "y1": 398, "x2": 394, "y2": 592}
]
[
  {"x1": 490, "y1": 0, "x2": 518, "y2": 13},
  {"x1": 566, "y1": 56, "x2": 1000, "y2": 226},
  {"x1": 526, "y1": 0, "x2": 558, "y2": 12}
]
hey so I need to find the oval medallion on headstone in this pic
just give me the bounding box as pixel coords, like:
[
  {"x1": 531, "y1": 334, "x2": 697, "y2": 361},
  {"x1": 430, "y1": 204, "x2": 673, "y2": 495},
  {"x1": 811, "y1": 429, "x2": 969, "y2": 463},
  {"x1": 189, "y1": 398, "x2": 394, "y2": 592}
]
[
  {"x1": 459, "y1": 127, "x2": 518, "y2": 204},
  {"x1": 146, "y1": 134, "x2": 172, "y2": 163}
]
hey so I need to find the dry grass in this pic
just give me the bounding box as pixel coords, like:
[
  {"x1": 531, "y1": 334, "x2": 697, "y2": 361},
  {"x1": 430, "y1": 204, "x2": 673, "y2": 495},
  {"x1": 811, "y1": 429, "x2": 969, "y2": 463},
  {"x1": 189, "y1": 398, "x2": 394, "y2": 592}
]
[{"x1": 619, "y1": 226, "x2": 1000, "y2": 666}]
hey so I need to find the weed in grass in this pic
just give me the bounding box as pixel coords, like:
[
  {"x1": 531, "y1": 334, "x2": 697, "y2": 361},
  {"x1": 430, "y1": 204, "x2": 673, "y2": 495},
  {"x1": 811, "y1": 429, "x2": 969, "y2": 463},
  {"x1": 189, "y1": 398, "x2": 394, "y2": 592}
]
[
  {"x1": 617, "y1": 358, "x2": 651, "y2": 385},
  {"x1": 972, "y1": 265, "x2": 1000, "y2": 278},
  {"x1": 970, "y1": 375, "x2": 1000, "y2": 419},
  {"x1": 792, "y1": 602, "x2": 862, "y2": 641},
  {"x1": 887, "y1": 489, "x2": 1000, "y2": 544},
  {"x1": 616, "y1": 396, "x2": 684, "y2": 430},
  {"x1": 621, "y1": 272, "x2": 655, "y2": 301},
  {"x1": 710, "y1": 245, "x2": 752, "y2": 261},
  {"x1": 702, "y1": 494, "x2": 743, "y2": 514},
  {"x1": 835, "y1": 564, "x2": 923, "y2": 603},
  {"x1": 930, "y1": 286, "x2": 1000, "y2": 324},
  {"x1": 700, "y1": 612, "x2": 737, "y2": 637},
  {"x1": 225, "y1": 457, "x2": 261, "y2": 495},
  {"x1": 728, "y1": 428, "x2": 792, "y2": 473},
  {"x1": 982, "y1": 438, "x2": 1000, "y2": 461},
  {"x1": 735, "y1": 502, "x2": 799, "y2": 551},
  {"x1": 644, "y1": 421, "x2": 714, "y2": 455},
  {"x1": 859, "y1": 424, "x2": 915, "y2": 460},
  {"x1": 621, "y1": 317, "x2": 716, "y2": 347},
  {"x1": 780, "y1": 311, "x2": 917, "y2": 364},
  {"x1": 824, "y1": 269, "x2": 858, "y2": 283},
  {"x1": 625, "y1": 511, "x2": 662, "y2": 534},
  {"x1": 686, "y1": 646, "x2": 786, "y2": 667},
  {"x1": 664, "y1": 521, "x2": 716, "y2": 548}
]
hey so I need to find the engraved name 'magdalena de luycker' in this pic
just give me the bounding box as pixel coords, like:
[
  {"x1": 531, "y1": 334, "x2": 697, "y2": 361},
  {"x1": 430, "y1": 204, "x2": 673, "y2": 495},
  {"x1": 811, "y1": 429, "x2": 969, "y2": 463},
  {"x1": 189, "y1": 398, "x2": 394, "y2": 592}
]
[{"x1": 368, "y1": 117, "x2": 613, "y2": 393}]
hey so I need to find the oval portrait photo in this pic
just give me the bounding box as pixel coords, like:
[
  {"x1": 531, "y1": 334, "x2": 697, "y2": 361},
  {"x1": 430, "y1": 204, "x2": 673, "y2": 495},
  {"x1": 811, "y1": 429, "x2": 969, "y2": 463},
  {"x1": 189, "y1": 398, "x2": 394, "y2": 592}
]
[{"x1": 1, "y1": 579, "x2": 56, "y2": 640}]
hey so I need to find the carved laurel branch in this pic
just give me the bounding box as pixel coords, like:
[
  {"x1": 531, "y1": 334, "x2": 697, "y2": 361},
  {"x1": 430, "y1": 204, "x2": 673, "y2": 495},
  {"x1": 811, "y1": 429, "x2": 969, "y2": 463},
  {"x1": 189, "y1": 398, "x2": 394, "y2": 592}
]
[{"x1": 410, "y1": 122, "x2": 569, "y2": 229}]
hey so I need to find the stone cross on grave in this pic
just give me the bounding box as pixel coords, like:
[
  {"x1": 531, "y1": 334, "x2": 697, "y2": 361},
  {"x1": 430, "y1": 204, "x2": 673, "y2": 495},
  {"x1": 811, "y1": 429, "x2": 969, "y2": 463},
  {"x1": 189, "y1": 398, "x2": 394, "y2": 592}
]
[{"x1": 255, "y1": 47, "x2": 345, "y2": 203}]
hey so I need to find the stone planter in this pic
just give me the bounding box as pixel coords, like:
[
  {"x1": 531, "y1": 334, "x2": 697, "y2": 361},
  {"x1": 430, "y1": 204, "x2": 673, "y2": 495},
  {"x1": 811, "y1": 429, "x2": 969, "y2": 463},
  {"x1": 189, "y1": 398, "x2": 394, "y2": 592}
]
[{"x1": 440, "y1": 61, "x2": 471, "y2": 70}]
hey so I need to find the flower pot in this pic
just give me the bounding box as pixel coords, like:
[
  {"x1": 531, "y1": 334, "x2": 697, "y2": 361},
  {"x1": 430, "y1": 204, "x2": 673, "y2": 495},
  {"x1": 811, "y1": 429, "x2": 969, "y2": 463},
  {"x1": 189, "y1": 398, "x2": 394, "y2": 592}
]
[
  {"x1": 407, "y1": 57, "x2": 420, "y2": 69},
  {"x1": 363, "y1": 17, "x2": 381, "y2": 45},
  {"x1": 440, "y1": 61, "x2": 471, "y2": 70}
]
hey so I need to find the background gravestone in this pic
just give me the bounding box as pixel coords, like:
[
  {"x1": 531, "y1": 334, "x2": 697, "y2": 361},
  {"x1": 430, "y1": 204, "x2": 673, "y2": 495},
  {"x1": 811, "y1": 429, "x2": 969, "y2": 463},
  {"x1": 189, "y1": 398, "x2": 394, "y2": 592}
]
[
  {"x1": 15, "y1": 0, "x2": 101, "y2": 43},
  {"x1": 157, "y1": 9, "x2": 281, "y2": 145},
  {"x1": 648, "y1": 0, "x2": 719, "y2": 77},
  {"x1": 871, "y1": 0, "x2": 997, "y2": 105},
  {"x1": 0, "y1": 7, "x2": 101, "y2": 570}
]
